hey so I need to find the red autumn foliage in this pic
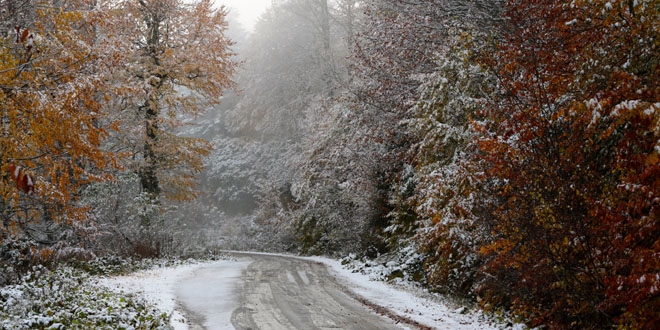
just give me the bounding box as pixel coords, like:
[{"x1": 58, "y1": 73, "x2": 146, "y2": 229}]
[
  {"x1": 8, "y1": 163, "x2": 34, "y2": 195},
  {"x1": 473, "y1": 0, "x2": 660, "y2": 328}
]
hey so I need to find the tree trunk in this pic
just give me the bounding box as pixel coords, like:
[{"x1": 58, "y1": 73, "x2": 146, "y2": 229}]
[
  {"x1": 138, "y1": 5, "x2": 165, "y2": 199},
  {"x1": 140, "y1": 103, "x2": 161, "y2": 198}
]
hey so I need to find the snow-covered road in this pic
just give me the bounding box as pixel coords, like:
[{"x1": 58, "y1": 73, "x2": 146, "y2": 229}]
[
  {"x1": 100, "y1": 253, "x2": 509, "y2": 330},
  {"x1": 226, "y1": 253, "x2": 401, "y2": 330}
]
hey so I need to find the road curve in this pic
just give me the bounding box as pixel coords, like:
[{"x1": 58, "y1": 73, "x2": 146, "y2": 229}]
[{"x1": 229, "y1": 253, "x2": 402, "y2": 330}]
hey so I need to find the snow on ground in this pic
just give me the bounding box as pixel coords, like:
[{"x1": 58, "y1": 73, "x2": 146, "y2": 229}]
[
  {"x1": 175, "y1": 259, "x2": 252, "y2": 330},
  {"x1": 97, "y1": 259, "x2": 239, "y2": 330},
  {"x1": 307, "y1": 256, "x2": 517, "y2": 330}
]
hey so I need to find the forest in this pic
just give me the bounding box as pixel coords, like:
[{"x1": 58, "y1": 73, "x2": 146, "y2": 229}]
[{"x1": 1, "y1": 0, "x2": 659, "y2": 329}]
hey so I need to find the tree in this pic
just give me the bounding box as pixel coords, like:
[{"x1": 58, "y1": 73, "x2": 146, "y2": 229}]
[
  {"x1": 279, "y1": 0, "x2": 504, "y2": 257},
  {"x1": 344, "y1": 0, "x2": 504, "y2": 261},
  {"x1": 72, "y1": 0, "x2": 237, "y2": 257},
  {"x1": 410, "y1": 28, "x2": 497, "y2": 296},
  {"x1": 333, "y1": 0, "x2": 359, "y2": 47},
  {"x1": 0, "y1": 0, "x2": 236, "y2": 266},
  {"x1": 120, "y1": 0, "x2": 236, "y2": 203},
  {"x1": 474, "y1": 0, "x2": 660, "y2": 327},
  {"x1": 290, "y1": 98, "x2": 389, "y2": 255},
  {"x1": 341, "y1": 0, "x2": 445, "y2": 257},
  {"x1": 1, "y1": 0, "x2": 125, "y2": 269},
  {"x1": 226, "y1": 0, "x2": 336, "y2": 141}
]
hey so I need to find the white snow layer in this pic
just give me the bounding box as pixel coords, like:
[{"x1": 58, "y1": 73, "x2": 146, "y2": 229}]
[
  {"x1": 307, "y1": 256, "x2": 508, "y2": 330},
  {"x1": 98, "y1": 259, "x2": 244, "y2": 330}
]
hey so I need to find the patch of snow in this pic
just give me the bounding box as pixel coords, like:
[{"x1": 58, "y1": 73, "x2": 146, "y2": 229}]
[
  {"x1": 285, "y1": 270, "x2": 297, "y2": 284},
  {"x1": 175, "y1": 260, "x2": 252, "y2": 330},
  {"x1": 297, "y1": 269, "x2": 311, "y2": 285},
  {"x1": 97, "y1": 260, "x2": 218, "y2": 330}
]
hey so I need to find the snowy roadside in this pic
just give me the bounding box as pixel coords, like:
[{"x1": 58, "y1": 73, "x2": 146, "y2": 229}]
[
  {"x1": 96, "y1": 259, "x2": 233, "y2": 330},
  {"x1": 306, "y1": 256, "x2": 520, "y2": 330}
]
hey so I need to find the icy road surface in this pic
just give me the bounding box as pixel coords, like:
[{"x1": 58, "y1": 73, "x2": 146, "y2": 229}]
[{"x1": 231, "y1": 253, "x2": 401, "y2": 330}]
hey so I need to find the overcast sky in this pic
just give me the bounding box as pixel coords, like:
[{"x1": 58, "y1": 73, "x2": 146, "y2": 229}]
[{"x1": 218, "y1": 0, "x2": 272, "y2": 32}]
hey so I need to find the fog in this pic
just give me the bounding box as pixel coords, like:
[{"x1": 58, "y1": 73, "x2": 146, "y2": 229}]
[
  {"x1": 176, "y1": 0, "x2": 358, "y2": 253},
  {"x1": 218, "y1": 0, "x2": 271, "y2": 32}
]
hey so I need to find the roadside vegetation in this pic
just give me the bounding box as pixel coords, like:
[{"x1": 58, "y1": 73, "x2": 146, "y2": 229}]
[{"x1": 1, "y1": 258, "x2": 163, "y2": 329}]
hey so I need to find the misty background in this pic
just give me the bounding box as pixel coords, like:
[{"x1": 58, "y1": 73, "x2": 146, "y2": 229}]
[{"x1": 175, "y1": 0, "x2": 365, "y2": 254}]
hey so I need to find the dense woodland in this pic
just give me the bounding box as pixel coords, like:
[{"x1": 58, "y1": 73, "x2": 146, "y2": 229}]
[{"x1": 1, "y1": 0, "x2": 659, "y2": 329}]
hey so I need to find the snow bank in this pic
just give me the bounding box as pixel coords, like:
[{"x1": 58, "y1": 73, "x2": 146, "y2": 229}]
[{"x1": 306, "y1": 256, "x2": 518, "y2": 330}]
